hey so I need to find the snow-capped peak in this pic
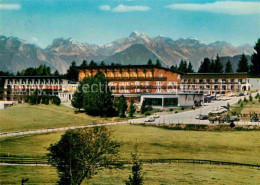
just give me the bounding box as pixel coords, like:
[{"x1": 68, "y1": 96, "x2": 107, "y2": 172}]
[{"x1": 129, "y1": 31, "x2": 140, "y2": 37}]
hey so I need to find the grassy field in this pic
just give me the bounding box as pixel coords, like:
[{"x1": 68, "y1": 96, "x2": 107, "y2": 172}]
[
  {"x1": 1, "y1": 124, "x2": 259, "y2": 164},
  {"x1": 1, "y1": 163, "x2": 259, "y2": 185},
  {"x1": 0, "y1": 104, "x2": 124, "y2": 132},
  {"x1": 230, "y1": 96, "x2": 260, "y2": 121}
]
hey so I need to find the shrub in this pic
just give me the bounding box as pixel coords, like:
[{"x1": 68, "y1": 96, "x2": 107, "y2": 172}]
[
  {"x1": 42, "y1": 96, "x2": 49, "y2": 105},
  {"x1": 146, "y1": 105, "x2": 153, "y2": 112},
  {"x1": 52, "y1": 96, "x2": 61, "y2": 106},
  {"x1": 230, "y1": 121, "x2": 235, "y2": 128},
  {"x1": 249, "y1": 95, "x2": 253, "y2": 102},
  {"x1": 169, "y1": 108, "x2": 174, "y2": 111}
]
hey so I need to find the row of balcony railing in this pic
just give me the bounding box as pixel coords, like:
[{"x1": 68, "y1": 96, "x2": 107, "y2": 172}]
[
  {"x1": 182, "y1": 87, "x2": 239, "y2": 91},
  {"x1": 106, "y1": 77, "x2": 167, "y2": 81},
  {"x1": 181, "y1": 81, "x2": 246, "y2": 84},
  {"x1": 109, "y1": 85, "x2": 179, "y2": 89}
]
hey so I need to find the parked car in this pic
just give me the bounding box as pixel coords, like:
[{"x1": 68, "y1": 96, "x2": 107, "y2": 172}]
[
  {"x1": 221, "y1": 106, "x2": 229, "y2": 110},
  {"x1": 199, "y1": 115, "x2": 209, "y2": 120},
  {"x1": 152, "y1": 113, "x2": 160, "y2": 118},
  {"x1": 145, "y1": 116, "x2": 155, "y2": 122},
  {"x1": 250, "y1": 117, "x2": 259, "y2": 122},
  {"x1": 195, "y1": 114, "x2": 201, "y2": 119},
  {"x1": 230, "y1": 116, "x2": 239, "y2": 121}
]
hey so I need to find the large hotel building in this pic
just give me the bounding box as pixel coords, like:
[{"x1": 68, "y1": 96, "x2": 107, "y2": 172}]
[
  {"x1": 1, "y1": 65, "x2": 260, "y2": 109},
  {"x1": 77, "y1": 65, "x2": 204, "y2": 107},
  {"x1": 181, "y1": 73, "x2": 260, "y2": 95},
  {"x1": 0, "y1": 76, "x2": 77, "y2": 102}
]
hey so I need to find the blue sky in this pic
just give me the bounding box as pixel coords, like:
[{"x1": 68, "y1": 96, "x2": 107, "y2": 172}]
[{"x1": 1, "y1": 0, "x2": 259, "y2": 48}]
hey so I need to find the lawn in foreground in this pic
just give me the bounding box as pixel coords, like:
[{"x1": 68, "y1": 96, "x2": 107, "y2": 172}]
[
  {"x1": 1, "y1": 163, "x2": 259, "y2": 185},
  {"x1": 1, "y1": 124, "x2": 259, "y2": 164},
  {"x1": 0, "y1": 103, "x2": 121, "y2": 132}
]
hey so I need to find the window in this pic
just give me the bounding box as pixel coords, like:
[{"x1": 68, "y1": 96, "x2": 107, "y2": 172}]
[
  {"x1": 164, "y1": 98, "x2": 178, "y2": 107},
  {"x1": 145, "y1": 81, "x2": 150, "y2": 85},
  {"x1": 126, "y1": 82, "x2": 130, "y2": 86},
  {"x1": 158, "y1": 73, "x2": 163, "y2": 78},
  {"x1": 135, "y1": 81, "x2": 140, "y2": 86},
  {"x1": 231, "y1": 79, "x2": 234, "y2": 83},
  {"x1": 119, "y1": 82, "x2": 124, "y2": 86},
  {"x1": 132, "y1": 72, "x2": 137, "y2": 77},
  {"x1": 156, "y1": 88, "x2": 162, "y2": 92},
  {"x1": 135, "y1": 89, "x2": 140, "y2": 92},
  {"x1": 156, "y1": 81, "x2": 162, "y2": 86},
  {"x1": 215, "y1": 79, "x2": 218, "y2": 83},
  {"x1": 145, "y1": 98, "x2": 162, "y2": 106},
  {"x1": 167, "y1": 82, "x2": 172, "y2": 85}
]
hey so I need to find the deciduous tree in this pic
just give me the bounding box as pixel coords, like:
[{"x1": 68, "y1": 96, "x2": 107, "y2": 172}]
[{"x1": 47, "y1": 127, "x2": 121, "y2": 185}]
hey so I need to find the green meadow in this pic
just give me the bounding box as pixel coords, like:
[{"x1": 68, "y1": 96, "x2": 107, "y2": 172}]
[{"x1": 1, "y1": 124, "x2": 259, "y2": 164}]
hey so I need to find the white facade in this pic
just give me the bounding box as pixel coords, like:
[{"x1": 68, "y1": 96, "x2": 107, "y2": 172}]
[
  {"x1": 248, "y1": 78, "x2": 260, "y2": 90},
  {"x1": 3, "y1": 77, "x2": 78, "y2": 102},
  {"x1": 140, "y1": 93, "x2": 204, "y2": 108},
  {"x1": 0, "y1": 101, "x2": 17, "y2": 110}
]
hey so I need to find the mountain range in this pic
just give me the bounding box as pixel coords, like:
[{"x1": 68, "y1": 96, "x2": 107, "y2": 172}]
[{"x1": 0, "y1": 32, "x2": 254, "y2": 74}]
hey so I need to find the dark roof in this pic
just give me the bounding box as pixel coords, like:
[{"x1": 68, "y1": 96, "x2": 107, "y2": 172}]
[{"x1": 76, "y1": 65, "x2": 181, "y2": 74}]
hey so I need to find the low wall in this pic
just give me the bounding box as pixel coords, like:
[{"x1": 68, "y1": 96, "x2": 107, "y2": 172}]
[{"x1": 0, "y1": 101, "x2": 17, "y2": 110}]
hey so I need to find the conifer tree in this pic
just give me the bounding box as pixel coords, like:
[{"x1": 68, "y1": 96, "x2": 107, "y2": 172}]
[
  {"x1": 237, "y1": 53, "x2": 249, "y2": 72},
  {"x1": 156, "y1": 59, "x2": 162, "y2": 67},
  {"x1": 187, "y1": 62, "x2": 194, "y2": 73},
  {"x1": 198, "y1": 58, "x2": 211, "y2": 73},
  {"x1": 225, "y1": 59, "x2": 233, "y2": 73},
  {"x1": 119, "y1": 95, "x2": 127, "y2": 118},
  {"x1": 129, "y1": 99, "x2": 136, "y2": 117},
  {"x1": 140, "y1": 100, "x2": 147, "y2": 114},
  {"x1": 147, "y1": 59, "x2": 153, "y2": 66},
  {"x1": 125, "y1": 144, "x2": 143, "y2": 185},
  {"x1": 250, "y1": 39, "x2": 260, "y2": 75},
  {"x1": 214, "y1": 54, "x2": 224, "y2": 73}
]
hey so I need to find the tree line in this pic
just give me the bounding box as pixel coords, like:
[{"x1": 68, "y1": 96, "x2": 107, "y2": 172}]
[{"x1": 198, "y1": 39, "x2": 260, "y2": 75}]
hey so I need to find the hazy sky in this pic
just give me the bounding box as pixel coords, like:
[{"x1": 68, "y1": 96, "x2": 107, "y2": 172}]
[{"x1": 1, "y1": 0, "x2": 259, "y2": 48}]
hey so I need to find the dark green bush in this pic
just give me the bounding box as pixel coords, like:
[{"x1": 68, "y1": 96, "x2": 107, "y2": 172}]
[{"x1": 51, "y1": 96, "x2": 61, "y2": 106}]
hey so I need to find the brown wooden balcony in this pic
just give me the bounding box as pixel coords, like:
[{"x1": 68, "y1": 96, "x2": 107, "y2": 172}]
[{"x1": 107, "y1": 77, "x2": 167, "y2": 81}]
